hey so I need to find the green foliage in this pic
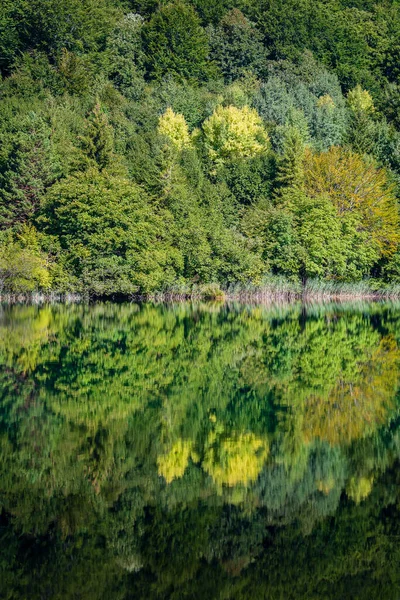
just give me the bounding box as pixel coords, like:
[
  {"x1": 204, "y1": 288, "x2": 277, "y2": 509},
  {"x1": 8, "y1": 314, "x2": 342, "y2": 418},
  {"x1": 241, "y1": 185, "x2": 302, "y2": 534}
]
[
  {"x1": 160, "y1": 165, "x2": 263, "y2": 283},
  {"x1": 4, "y1": 0, "x2": 400, "y2": 594},
  {"x1": 250, "y1": 0, "x2": 388, "y2": 91},
  {"x1": 254, "y1": 60, "x2": 349, "y2": 152},
  {"x1": 0, "y1": 226, "x2": 51, "y2": 292},
  {"x1": 281, "y1": 190, "x2": 348, "y2": 280},
  {"x1": 41, "y1": 169, "x2": 182, "y2": 293},
  {"x1": 0, "y1": 0, "x2": 24, "y2": 74},
  {"x1": 106, "y1": 13, "x2": 146, "y2": 100},
  {"x1": 0, "y1": 111, "x2": 61, "y2": 228},
  {"x1": 79, "y1": 103, "x2": 115, "y2": 171},
  {"x1": 207, "y1": 9, "x2": 266, "y2": 82},
  {"x1": 3, "y1": 0, "x2": 122, "y2": 69},
  {"x1": 143, "y1": 1, "x2": 211, "y2": 81},
  {"x1": 1, "y1": 0, "x2": 400, "y2": 293},
  {"x1": 190, "y1": 0, "x2": 239, "y2": 25},
  {"x1": 217, "y1": 153, "x2": 275, "y2": 205},
  {"x1": 276, "y1": 125, "x2": 306, "y2": 191},
  {"x1": 1, "y1": 303, "x2": 400, "y2": 597}
]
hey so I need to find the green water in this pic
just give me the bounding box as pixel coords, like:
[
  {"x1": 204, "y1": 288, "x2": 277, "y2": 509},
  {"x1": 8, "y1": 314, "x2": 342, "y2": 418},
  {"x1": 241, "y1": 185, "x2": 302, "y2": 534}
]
[{"x1": 1, "y1": 302, "x2": 400, "y2": 599}]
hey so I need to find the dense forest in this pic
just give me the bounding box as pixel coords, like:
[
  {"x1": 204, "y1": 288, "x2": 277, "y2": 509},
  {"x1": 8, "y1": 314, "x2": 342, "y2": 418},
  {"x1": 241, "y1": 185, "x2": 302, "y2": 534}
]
[{"x1": 2, "y1": 0, "x2": 400, "y2": 294}]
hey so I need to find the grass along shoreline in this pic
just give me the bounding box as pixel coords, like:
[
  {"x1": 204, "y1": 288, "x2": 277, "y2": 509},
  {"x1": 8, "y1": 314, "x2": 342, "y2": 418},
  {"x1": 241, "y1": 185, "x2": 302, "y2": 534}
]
[{"x1": 2, "y1": 279, "x2": 400, "y2": 304}]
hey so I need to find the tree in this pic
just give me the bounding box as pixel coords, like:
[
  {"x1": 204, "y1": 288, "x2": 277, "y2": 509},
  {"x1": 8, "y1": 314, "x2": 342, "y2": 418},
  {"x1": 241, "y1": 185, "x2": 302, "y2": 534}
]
[
  {"x1": 0, "y1": 0, "x2": 24, "y2": 74},
  {"x1": 380, "y1": 83, "x2": 400, "y2": 130},
  {"x1": 346, "y1": 85, "x2": 377, "y2": 154},
  {"x1": 249, "y1": 0, "x2": 313, "y2": 60},
  {"x1": 0, "y1": 226, "x2": 50, "y2": 292},
  {"x1": 347, "y1": 85, "x2": 375, "y2": 115},
  {"x1": 284, "y1": 190, "x2": 347, "y2": 281},
  {"x1": 143, "y1": 1, "x2": 211, "y2": 81},
  {"x1": 207, "y1": 9, "x2": 266, "y2": 82},
  {"x1": 190, "y1": 0, "x2": 238, "y2": 25},
  {"x1": 160, "y1": 164, "x2": 263, "y2": 284},
  {"x1": 57, "y1": 49, "x2": 95, "y2": 96},
  {"x1": 218, "y1": 153, "x2": 275, "y2": 205},
  {"x1": 0, "y1": 112, "x2": 61, "y2": 229},
  {"x1": 253, "y1": 66, "x2": 348, "y2": 152},
  {"x1": 40, "y1": 169, "x2": 183, "y2": 294},
  {"x1": 313, "y1": 94, "x2": 348, "y2": 152},
  {"x1": 276, "y1": 125, "x2": 307, "y2": 191},
  {"x1": 106, "y1": 13, "x2": 146, "y2": 100},
  {"x1": 2, "y1": 0, "x2": 122, "y2": 67},
  {"x1": 155, "y1": 78, "x2": 221, "y2": 129},
  {"x1": 158, "y1": 108, "x2": 191, "y2": 151},
  {"x1": 79, "y1": 103, "x2": 115, "y2": 171},
  {"x1": 202, "y1": 105, "x2": 269, "y2": 166},
  {"x1": 305, "y1": 147, "x2": 400, "y2": 259}
]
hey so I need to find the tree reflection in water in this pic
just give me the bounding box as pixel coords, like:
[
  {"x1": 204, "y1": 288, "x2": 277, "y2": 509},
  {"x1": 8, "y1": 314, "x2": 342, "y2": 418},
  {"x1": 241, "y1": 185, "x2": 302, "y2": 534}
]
[{"x1": 1, "y1": 301, "x2": 400, "y2": 599}]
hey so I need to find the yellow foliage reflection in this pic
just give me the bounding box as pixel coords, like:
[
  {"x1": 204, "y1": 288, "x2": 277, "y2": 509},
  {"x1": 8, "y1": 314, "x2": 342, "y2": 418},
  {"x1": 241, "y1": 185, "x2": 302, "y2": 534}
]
[
  {"x1": 203, "y1": 433, "x2": 269, "y2": 487},
  {"x1": 157, "y1": 440, "x2": 193, "y2": 483},
  {"x1": 303, "y1": 336, "x2": 400, "y2": 445},
  {"x1": 346, "y1": 475, "x2": 374, "y2": 504},
  {"x1": 0, "y1": 306, "x2": 53, "y2": 373}
]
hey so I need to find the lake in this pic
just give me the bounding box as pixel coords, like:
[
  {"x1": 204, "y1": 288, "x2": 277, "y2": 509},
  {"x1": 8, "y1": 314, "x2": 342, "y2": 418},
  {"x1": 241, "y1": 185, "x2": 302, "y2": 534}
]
[{"x1": 1, "y1": 301, "x2": 400, "y2": 599}]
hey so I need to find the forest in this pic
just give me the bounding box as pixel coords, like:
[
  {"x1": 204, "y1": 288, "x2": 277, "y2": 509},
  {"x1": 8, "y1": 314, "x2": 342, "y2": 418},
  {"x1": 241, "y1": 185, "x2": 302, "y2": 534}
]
[{"x1": 2, "y1": 0, "x2": 400, "y2": 295}]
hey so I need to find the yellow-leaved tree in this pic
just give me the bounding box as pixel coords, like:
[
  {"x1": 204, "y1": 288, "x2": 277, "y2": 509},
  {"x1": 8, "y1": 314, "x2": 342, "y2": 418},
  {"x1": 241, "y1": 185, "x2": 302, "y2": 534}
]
[
  {"x1": 0, "y1": 225, "x2": 51, "y2": 293},
  {"x1": 158, "y1": 107, "x2": 191, "y2": 151},
  {"x1": 304, "y1": 147, "x2": 400, "y2": 258},
  {"x1": 202, "y1": 105, "x2": 269, "y2": 166},
  {"x1": 347, "y1": 85, "x2": 375, "y2": 115}
]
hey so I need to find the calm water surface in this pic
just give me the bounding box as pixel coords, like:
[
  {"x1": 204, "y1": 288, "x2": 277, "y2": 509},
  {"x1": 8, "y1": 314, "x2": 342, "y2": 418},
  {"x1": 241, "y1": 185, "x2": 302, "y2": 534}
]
[{"x1": 1, "y1": 302, "x2": 400, "y2": 599}]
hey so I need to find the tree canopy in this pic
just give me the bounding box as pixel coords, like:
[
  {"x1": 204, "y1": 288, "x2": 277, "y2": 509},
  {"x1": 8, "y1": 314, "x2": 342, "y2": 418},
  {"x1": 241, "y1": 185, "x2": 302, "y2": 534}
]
[{"x1": 1, "y1": 0, "x2": 400, "y2": 294}]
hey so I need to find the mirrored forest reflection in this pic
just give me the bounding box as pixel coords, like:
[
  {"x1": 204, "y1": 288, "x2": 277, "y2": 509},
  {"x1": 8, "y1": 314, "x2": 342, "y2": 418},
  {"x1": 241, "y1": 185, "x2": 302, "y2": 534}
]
[{"x1": 1, "y1": 301, "x2": 400, "y2": 599}]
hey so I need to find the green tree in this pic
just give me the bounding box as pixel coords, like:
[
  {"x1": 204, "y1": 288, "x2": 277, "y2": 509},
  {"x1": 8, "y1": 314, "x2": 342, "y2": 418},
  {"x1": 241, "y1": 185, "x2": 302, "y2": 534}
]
[
  {"x1": 0, "y1": 226, "x2": 51, "y2": 292},
  {"x1": 207, "y1": 9, "x2": 266, "y2": 82},
  {"x1": 143, "y1": 1, "x2": 211, "y2": 81},
  {"x1": 280, "y1": 189, "x2": 347, "y2": 281},
  {"x1": 191, "y1": 0, "x2": 238, "y2": 25},
  {"x1": 79, "y1": 103, "x2": 115, "y2": 171},
  {"x1": 40, "y1": 169, "x2": 183, "y2": 293},
  {"x1": 276, "y1": 125, "x2": 307, "y2": 191},
  {"x1": 0, "y1": 112, "x2": 61, "y2": 229},
  {"x1": 106, "y1": 13, "x2": 146, "y2": 100},
  {"x1": 0, "y1": 0, "x2": 24, "y2": 74},
  {"x1": 9, "y1": 0, "x2": 121, "y2": 64}
]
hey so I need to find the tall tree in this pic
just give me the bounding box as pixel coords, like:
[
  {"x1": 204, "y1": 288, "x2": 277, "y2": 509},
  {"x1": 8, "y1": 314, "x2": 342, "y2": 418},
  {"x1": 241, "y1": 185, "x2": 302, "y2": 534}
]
[
  {"x1": 143, "y1": 1, "x2": 211, "y2": 81},
  {"x1": 0, "y1": 113, "x2": 60, "y2": 229},
  {"x1": 276, "y1": 126, "x2": 307, "y2": 192},
  {"x1": 305, "y1": 147, "x2": 400, "y2": 259},
  {"x1": 207, "y1": 9, "x2": 266, "y2": 82},
  {"x1": 79, "y1": 103, "x2": 115, "y2": 171}
]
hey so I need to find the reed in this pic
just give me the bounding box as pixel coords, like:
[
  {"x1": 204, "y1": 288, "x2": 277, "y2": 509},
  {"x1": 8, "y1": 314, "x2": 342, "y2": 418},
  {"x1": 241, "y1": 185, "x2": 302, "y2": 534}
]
[
  {"x1": 146, "y1": 277, "x2": 400, "y2": 302},
  {"x1": 3, "y1": 278, "x2": 400, "y2": 304}
]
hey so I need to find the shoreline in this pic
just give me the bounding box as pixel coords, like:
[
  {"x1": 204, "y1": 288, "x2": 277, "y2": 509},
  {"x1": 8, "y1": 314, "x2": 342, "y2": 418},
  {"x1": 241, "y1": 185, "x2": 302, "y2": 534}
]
[{"x1": 2, "y1": 286, "x2": 400, "y2": 305}]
